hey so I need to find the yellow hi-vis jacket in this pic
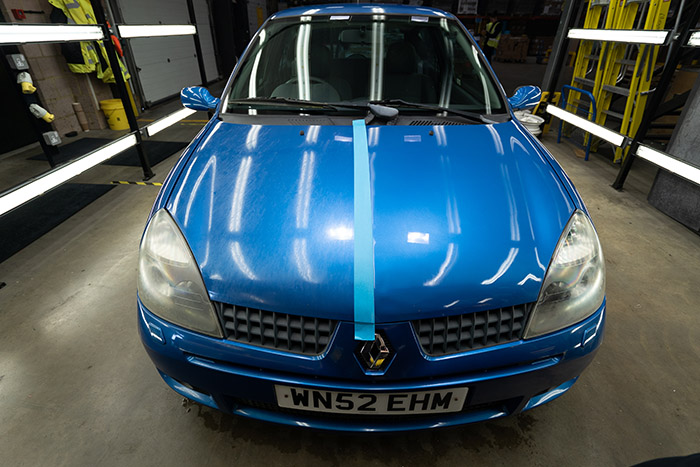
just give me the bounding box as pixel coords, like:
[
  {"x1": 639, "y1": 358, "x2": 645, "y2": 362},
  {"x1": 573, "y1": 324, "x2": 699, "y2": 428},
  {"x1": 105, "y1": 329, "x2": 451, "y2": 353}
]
[
  {"x1": 485, "y1": 21, "x2": 501, "y2": 48},
  {"x1": 48, "y1": 0, "x2": 130, "y2": 83}
]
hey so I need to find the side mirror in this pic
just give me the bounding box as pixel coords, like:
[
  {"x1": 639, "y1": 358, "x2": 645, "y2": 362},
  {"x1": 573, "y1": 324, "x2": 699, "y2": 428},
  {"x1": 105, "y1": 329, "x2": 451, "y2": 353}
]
[
  {"x1": 508, "y1": 85, "x2": 542, "y2": 111},
  {"x1": 181, "y1": 86, "x2": 220, "y2": 111}
]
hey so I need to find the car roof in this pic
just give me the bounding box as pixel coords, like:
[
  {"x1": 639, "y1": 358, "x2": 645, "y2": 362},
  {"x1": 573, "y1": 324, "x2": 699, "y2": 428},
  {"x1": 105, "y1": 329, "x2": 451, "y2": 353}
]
[{"x1": 270, "y1": 3, "x2": 455, "y2": 20}]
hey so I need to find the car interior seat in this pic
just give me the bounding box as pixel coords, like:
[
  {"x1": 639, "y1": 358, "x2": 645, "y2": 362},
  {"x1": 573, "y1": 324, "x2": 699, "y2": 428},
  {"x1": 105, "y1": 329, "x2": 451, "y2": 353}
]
[
  {"x1": 271, "y1": 44, "x2": 343, "y2": 102},
  {"x1": 382, "y1": 42, "x2": 437, "y2": 103},
  {"x1": 340, "y1": 53, "x2": 370, "y2": 100},
  {"x1": 308, "y1": 44, "x2": 352, "y2": 100}
]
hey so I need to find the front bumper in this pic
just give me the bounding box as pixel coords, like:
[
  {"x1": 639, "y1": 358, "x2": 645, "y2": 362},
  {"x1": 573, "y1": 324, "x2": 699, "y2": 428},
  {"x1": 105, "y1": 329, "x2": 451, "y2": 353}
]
[{"x1": 138, "y1": 299, "x2": 605, "y2": 431}]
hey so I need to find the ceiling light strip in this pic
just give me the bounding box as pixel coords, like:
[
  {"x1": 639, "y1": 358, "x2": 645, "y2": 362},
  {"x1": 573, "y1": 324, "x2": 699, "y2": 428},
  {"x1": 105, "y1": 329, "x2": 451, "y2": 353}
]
[
  {"x1": 145, "y1": 108, "x2": 197, "y2": 137},
  {"x1": 567, "y1": 28, "x2": 669, "y2": 45},
  {"x1": 546, "y1": 105, "x2": 626, "y2": 147},
  {"x1": 0, "y1": 135, "x2": 137, "y2": 217},
  {"x1": 636, "y1": 145, "x2": 700, "y2": 186},
  {"x1": 0, "y1": 24, "x2": 104, "y2": 44},
  {"x1": 688, "y1": 31, "x2": 700, "y2": 47},
  {"x1": 117, "y1": 25, "x2": 197, "y2": 38}
]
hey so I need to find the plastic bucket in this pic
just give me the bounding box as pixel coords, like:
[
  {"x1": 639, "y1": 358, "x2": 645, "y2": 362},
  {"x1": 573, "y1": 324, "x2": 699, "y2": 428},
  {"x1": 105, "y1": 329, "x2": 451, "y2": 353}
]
[{"x1": 99, "y1": 99, "x2": 129, "y2": 131}]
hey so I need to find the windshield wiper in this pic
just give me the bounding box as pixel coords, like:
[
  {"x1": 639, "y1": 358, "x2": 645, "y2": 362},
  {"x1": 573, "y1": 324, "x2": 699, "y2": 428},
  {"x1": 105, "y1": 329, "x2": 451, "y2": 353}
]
[
  {"x1": 371, "y1": 99, "x2": 494, "y2": 124},
  {"x1": 228, "y1": 98, "x2": 404, "y2": 124},
  {"x1": 228, "y1": 97, "x2": 495, "y2": 124},
  {"x1": 228, "y1": 97, "x2": 367, "y2": 112}
]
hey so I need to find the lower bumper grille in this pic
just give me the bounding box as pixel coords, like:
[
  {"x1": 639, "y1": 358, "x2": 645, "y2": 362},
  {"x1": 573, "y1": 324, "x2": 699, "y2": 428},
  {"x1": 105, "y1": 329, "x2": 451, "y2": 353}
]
[
  {"x1": 412, "y1": 304, "x2": 534, "y2": 356},
  {"x1": 213, "y1": 302, "x2": 337, "y2": 356}
]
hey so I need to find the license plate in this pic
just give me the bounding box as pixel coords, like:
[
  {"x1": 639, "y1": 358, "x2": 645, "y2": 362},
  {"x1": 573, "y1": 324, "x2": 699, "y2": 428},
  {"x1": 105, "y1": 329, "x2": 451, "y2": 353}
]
[{"x1": 275, "y1": 385, "x2": 468, "y2": 415}]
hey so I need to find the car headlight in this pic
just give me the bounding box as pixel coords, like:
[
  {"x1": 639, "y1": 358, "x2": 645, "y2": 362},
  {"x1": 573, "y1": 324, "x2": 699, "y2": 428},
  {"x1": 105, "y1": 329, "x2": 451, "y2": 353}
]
[
  {"x1": 138, "y1": 209, "x2": 222, "y2": 338},
  {"x1": 525, "y1": 210, "x2": 605, "y2": 338}
]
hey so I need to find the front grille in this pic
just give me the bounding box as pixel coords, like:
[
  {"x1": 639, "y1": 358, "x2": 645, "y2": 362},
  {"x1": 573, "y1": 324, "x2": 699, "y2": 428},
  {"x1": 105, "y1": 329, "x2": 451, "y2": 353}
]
[
  {"x1": 412, "y1": 304, "x2": 534, "y2": 356},
  {"x1": 214, "y1": 302, "x2": 337, "y2": 356}
]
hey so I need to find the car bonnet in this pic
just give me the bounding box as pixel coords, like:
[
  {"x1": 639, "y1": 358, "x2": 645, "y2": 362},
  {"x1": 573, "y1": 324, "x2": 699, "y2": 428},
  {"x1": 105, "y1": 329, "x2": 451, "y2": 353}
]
[{"x1": 166, "y1": 119, "x2": 575, "y2": 323}]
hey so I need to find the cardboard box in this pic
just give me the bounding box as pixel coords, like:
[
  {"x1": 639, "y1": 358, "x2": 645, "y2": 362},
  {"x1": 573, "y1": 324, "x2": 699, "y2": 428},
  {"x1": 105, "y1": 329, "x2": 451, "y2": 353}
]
[{"x1": 496, "y1": 35, "x2": 530, "y2": 62}]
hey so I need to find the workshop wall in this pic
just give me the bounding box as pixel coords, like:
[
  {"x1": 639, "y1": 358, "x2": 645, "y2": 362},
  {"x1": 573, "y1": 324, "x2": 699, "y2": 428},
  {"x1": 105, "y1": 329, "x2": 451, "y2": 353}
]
[{"x1": 0, "y1": 0, "x2": 112, "y2": 136}]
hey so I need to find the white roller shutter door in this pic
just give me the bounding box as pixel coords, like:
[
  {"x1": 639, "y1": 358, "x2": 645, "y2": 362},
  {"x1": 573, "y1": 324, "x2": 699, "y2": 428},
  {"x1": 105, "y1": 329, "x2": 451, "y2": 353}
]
[
  {"x1": 247, "y1": 0, "x2": 267, "y2": 38},
  {"x1": 117, "y1": 0, "x2": 219, "y2": 104},
  {"x1": 194, "y1": 0, "x2": 219, "y2": 82}
]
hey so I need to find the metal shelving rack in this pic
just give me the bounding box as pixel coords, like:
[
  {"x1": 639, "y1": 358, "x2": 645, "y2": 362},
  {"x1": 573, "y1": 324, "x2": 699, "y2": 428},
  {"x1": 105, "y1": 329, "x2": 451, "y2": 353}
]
[
  {"x1": 0, "y1": 0, "x2": 211, "y2": 217},
  {"x1": 542, "y1": 0, "x2": 700, "y2": 190}
]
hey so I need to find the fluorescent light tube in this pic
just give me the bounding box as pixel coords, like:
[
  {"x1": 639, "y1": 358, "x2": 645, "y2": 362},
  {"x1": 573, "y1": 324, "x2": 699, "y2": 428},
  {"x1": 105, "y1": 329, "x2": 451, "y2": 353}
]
[
  {"x1": 567, "y1": 28, "x2": 668, "y2": 45},
  {"x1": 688, "y1": 32, "x2": 700, "y2": 47},
  {"x1": 636, "y1": 145, "x2": 700, "y2": 186},
  {"x1": 145, "y1": 108, "x2": 197, "y2": 137},
  {"x1": 118, "y1": 25, "x2": 197, "y2": 38},
  {"x1": 546, "y1": 105, "x2": 626, "y2": 147},
  {"x1": 0, "y1": 135, "x2": 137, "y2": 217},
  {"x1": 0, "y1": 24, "x2": 103, "y2": 44}
]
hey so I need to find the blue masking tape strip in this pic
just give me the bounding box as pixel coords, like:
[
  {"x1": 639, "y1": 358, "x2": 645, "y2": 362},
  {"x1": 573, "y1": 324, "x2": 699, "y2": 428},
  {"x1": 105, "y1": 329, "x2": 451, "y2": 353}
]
[{"x1": 352, "y1": 119, "x2": 375, "y2": 341}]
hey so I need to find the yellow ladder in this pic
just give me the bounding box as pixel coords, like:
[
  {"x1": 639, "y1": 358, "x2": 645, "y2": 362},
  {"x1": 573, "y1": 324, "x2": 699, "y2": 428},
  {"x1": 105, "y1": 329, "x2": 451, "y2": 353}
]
[
  {"x1": 569, "y1": 0, "x2": 611, "y2": 116},
  {"x1": 573, "y1": 0, "x2": 630, "y2": 147},
  {"x1": 614, "y1": 0, "x2": 671, "y2": 162},
  {"x1": 591, "y1": 0, "x2": 642, "y2": 133},
  {"x1": 585, "y1": 0, "x2": 671, "y2": 158},
  {"x1": 533, "y1": 91, "x2": 561, "y2": 135}
]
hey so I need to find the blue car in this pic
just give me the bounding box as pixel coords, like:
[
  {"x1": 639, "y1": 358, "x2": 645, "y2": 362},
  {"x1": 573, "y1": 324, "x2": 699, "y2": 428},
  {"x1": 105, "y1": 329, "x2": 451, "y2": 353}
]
[{"x1": 137, "y1": 4, "x2": 606, "y2": 431}]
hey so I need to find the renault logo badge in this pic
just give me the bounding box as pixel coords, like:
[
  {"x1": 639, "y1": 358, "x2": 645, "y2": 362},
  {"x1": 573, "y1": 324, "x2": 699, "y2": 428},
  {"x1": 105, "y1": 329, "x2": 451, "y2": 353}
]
[{"x1": 358, "y1": 333, "x2": 391, "y2": 371}]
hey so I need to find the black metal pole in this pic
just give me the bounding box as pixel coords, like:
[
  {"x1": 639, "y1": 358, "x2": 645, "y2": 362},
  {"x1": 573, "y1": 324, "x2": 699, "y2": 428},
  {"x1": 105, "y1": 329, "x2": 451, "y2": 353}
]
[
  {"x1": 104, "y1": 0, "x2": 148, "y2": 112},
  {"x1": 187, "y1": 0, "x2": 209, "y2": 86},
  {"x1": 665, "y1": 0, "x2": 687, "y2": 64},
  {"x1": 91, "y1": 0, "x2": 154, "y2": 180},
  {"x1": 611, "y1": 0, "x2": 700, "y2": 190},
  {"x1": 541, "y1": 0, "x2": 581, "y2": 99}
]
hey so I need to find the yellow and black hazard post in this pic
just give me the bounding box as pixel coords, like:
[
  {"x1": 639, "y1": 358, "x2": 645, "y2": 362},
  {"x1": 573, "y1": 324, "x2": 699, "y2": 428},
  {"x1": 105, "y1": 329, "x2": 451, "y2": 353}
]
[{"x1": 111, "y1": 181, "x2": 163, "y2": 186}]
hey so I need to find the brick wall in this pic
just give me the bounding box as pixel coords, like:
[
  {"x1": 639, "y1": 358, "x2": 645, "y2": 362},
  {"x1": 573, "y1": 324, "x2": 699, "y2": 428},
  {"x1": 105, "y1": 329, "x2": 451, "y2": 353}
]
[{"x1": 0, "y1": 0, "x2": 114, "y2": 135}]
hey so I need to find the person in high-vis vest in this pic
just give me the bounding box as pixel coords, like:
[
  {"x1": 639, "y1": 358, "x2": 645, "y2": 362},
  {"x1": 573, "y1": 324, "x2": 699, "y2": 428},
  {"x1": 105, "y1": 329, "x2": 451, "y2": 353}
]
[{"x1": 483, "y1": 14, "x2": 502, "y2": 63}]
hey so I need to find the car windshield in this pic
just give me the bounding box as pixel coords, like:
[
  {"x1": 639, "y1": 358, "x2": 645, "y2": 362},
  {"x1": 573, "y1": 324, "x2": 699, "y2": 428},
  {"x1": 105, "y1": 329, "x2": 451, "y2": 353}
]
[{"x1": 225, "y1": 14, "x2": 506, "y2": 117}]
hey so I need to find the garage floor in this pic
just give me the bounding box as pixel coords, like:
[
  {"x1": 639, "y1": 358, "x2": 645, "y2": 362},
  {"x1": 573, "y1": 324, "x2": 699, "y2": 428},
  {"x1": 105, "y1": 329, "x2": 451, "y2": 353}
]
[{"x1": 0, "y1": 122, "x2": 699, "y2": 466}]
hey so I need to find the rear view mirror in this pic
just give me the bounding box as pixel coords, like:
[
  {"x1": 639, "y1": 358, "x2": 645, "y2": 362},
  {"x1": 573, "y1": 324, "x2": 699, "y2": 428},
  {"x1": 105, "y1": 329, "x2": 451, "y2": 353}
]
[
  {"x1": 508, "y1": 85, "x2": 542, "y2": 111},
  {"x1": 181, "y1": 86, "x2": 220, "y2": 111}
]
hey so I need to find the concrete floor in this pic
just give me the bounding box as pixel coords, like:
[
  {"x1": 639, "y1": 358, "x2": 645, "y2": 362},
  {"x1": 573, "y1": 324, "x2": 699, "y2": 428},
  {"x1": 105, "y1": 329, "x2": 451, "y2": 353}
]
[{"x1": 0, "y1": 121, "x2": 699, "y2": 465}]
